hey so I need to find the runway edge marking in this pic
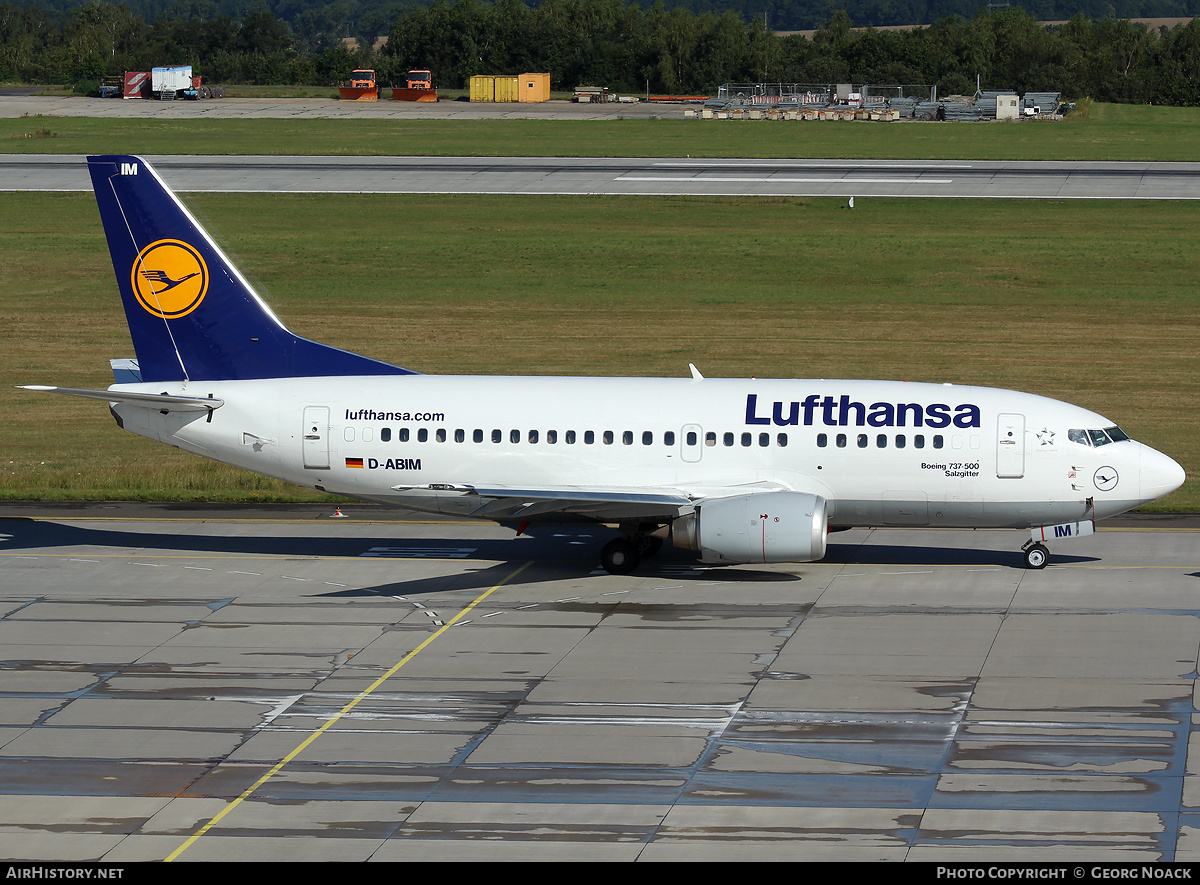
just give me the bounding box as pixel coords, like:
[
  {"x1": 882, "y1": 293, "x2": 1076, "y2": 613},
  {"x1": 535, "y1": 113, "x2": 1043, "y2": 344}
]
[{"x1": 163, "y1": 559, "x2": 533, "y2": 862}]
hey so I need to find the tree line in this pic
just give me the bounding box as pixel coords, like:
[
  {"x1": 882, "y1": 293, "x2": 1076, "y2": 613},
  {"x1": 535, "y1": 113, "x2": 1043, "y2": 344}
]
[
  {"x1": 10, "y1": 0, "x2": 1200, "y2": 33},
  {"x1": 2, "y1": 0, "x2": 1198, "y2": 105}
]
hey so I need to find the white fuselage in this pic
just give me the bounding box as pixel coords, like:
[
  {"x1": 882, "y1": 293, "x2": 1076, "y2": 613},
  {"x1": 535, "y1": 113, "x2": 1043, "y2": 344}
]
[{"x1": 108, "y1": 375, "x2": 1183, "y2": 530}]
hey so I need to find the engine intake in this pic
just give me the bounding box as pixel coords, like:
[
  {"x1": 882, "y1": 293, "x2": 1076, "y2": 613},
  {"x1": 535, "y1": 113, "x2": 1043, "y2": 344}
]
[{"x1": 670, "y1": 491, "x2": 828, "y2": 564}]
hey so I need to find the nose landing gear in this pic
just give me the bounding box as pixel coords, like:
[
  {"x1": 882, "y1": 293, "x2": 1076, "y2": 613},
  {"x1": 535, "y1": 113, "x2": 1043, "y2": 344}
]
[{"x1": 1022, "y1": 540, "x2": 1050, "y2": 569}]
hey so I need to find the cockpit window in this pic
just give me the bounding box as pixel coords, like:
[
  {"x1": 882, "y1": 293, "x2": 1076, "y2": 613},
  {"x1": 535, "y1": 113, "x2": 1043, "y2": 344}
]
[{"x1": 1069, "y1": 426, "x2": 1131, "y2": 447}]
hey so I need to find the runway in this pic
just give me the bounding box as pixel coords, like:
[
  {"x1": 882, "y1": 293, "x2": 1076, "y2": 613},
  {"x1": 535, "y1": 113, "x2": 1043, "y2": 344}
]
[
  {"x1": 8, "y1": 154, "x2": 1200, "y2": 200},
  {"x1": 2, "y1": 507, "x2": 1199, "y2": 861}
]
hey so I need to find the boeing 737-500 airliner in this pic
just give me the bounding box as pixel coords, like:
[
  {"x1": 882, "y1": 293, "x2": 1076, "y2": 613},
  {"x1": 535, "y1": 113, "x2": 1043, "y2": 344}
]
[{"x1": 21, "y1": 156, "x2": 1186, "y2": 574}]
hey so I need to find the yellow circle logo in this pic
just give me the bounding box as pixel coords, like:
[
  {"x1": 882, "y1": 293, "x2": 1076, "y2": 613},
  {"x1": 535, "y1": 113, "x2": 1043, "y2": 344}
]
[{"x1": 131, "y1": 239, "x2": 208, "y2": 319}]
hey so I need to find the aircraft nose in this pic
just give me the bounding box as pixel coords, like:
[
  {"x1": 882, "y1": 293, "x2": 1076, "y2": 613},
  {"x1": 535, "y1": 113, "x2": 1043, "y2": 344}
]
[{"x1": 1140, "y1": 445, "x2": 1186, "y2": 503}]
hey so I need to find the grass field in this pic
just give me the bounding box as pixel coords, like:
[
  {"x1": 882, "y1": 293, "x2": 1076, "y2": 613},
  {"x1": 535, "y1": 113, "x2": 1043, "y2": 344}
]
[
  {"x1": 4, "y1": 102, "x2": 1200, "y2": 161},
  {"x1": 2, "y1": 191, "x2": 1196, "y2": 509}
]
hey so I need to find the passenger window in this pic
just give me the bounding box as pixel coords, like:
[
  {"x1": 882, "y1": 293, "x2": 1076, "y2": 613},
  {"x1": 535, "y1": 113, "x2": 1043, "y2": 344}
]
[
  {"x1": 566, "y1": 430, "x2": 576, "y2": 444},
  {"x1": 454, "y1": 429, "x2": 464, "y2": 443},
  {"x1": 603, "y1": 431, "x2": 614, "y2": 445},
  {"x1": 491, "y1": 429, "x2": 502, "y2": 443},
  {"x1": 858, "y1": 434, "x2": 867, "y2": 448},
  {"x1": 724, "y1": 432, "x2": 734, "y2": 446},
  {"x1": 706, "y1": 432, "x2": 717, "y2": 447},
  {"x1": 474, "y1": 429, "x2": 483, "y2": 443},
  {"x1": 686, "y1": 431, "x2": 697, "y2": 446},
  {"x1": 933, "y1": 435, "x2": 944, "y2": 449},
  {"x1": 381, "y1": 428, "x2": 391, "y2": 442},
  {"x1": 642, "y1": 431, "x2": 653, "y2": 445},
  {"x1": 741, "y1": 433, "x2": 751, "y2": 447},
  {"x1": 836, "y1": 433, "x2": 847, "y2": 448},
  {"x1": 529, "y1": 430, "x2": 539, "y2": 443},
  {"x1": 759, "y1": 433, "x2": 769, "y2": 447},
  {"x1": 585, "y1": 431, "x2": 595, "y2": 444},
  {"x1": 664, "y1": 431, "x2": 675, "y2": 446},
  {"x1": 622, "y1": 431, "x2": 632, "y2": 445},
  {"x1": 547, "y1": 430, "x2": 557, "y2": 444},
  {"x1": 817, "y1": 433, "x2": 828, "y2": 447},
  {"x1": 876, "y1": 434, "x2": 887, "y2": 448},
  {"x1": 914, "y1": 434, "x2": 924, "y2": 449},
  {"x1": 896, "y1": 434, "x2": 906, "y2": 449},
  {"x1": 417, "y1": 428, "x2": 428, "y2": 442},
  {"x1": 435, "y1": 428, "x2": 446, "y2": 443},
  {"x1": 777, "y1": 433, "x2": 787, "y2": 447},
  {"x1": 399, "y1": 428, "x2": 410, "y2": 442},
  {"x1": 510, "y1": 429, "x2": 520, "y2": 443}
]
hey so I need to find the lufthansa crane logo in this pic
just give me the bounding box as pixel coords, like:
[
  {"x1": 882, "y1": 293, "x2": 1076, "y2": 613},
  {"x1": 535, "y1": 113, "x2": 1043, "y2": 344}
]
[
  {"x1": 1093, "y1": 466, "x2": 1119, "y2": 492},
  {"x1": 131, "y1": 239, "x2": 208, "y2": 319}
]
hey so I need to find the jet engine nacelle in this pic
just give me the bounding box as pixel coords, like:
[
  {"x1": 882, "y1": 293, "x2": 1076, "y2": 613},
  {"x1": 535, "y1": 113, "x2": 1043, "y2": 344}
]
[{"x1": 670, "y1": 491, "x2": 828, "y2": 564}]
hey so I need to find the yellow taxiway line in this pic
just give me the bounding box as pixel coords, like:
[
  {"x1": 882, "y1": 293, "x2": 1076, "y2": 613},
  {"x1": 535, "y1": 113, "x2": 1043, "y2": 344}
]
[{"x1": 164, "y1": 559, "x2": 533, "y2": 862}]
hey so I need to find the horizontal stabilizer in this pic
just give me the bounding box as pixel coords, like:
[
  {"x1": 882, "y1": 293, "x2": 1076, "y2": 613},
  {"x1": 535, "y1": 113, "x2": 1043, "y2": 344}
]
[{"x1": 18, "y1": 386, "x2": 224, "y2": 412}]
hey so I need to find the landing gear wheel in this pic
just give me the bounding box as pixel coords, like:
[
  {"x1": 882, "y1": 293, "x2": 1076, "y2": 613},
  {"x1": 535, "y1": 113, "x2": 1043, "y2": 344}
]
[
  {"x1": 601, "y1": 538, "x2": 641, "y2": 575},
  {"x1": 1024, "y1": 543, "x2": 1049, "y2": 570}
]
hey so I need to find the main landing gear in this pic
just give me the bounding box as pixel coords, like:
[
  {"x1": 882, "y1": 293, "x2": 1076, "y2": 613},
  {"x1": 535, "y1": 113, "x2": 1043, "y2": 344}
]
[
  {"x1": 1021, "y1": 540, "x2": 1050, "y2": 570},
  {"x1": 599, "y1": 527, "x2": 664, "y2": 575}
]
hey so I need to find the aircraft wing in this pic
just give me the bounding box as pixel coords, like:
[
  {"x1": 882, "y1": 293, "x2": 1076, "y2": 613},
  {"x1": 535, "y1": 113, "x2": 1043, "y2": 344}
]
[
  {"x1": 391, "y1": 480, "x2": 808, "y2": 523},
  {"x1": 390, "y1": 482, "x2": 693, "y2": 521}
]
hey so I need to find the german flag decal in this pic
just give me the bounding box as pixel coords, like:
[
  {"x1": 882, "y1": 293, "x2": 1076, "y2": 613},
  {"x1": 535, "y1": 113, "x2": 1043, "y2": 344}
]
[{"x1": 345, "y1": 457, "x2": 364, "y2": 468}]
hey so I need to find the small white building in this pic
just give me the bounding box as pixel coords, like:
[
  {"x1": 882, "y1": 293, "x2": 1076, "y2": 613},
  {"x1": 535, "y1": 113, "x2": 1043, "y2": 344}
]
[{"x1": 996, "y1": 94, "x2": 1020, "y2": 120}]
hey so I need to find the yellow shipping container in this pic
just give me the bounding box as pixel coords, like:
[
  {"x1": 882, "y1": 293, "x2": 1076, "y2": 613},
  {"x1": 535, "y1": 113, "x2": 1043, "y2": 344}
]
[
  {"x1": 519, "y1": 73, "x2": 551, "y2": 103},
  {"x1": 470, "y1": 74, "x2": 528, "y2": 102},
  {"x1": 494, "y1": 76, "x2": 519, "y2": 102},
  {"x1": 469, "y1": 75, "x2": 495, "y2": 102}
]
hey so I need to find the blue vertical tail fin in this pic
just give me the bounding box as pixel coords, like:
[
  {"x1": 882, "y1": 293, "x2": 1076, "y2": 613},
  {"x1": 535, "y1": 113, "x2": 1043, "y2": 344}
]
[{"x1": 88, "y1": 155, "x2": 415, "y2": 383}]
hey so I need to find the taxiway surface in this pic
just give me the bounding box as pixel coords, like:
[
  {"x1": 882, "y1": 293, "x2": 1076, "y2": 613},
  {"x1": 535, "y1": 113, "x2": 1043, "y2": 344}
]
[{"x1": 2, "y1": 508, "x2": 1198, "y2": 861}]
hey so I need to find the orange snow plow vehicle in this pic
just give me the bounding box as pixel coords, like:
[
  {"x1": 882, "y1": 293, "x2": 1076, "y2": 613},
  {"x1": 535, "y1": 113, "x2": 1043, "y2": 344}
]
[
  {"x1": 392, "y1": 69, "x2": 438, "y2": 102},
  {"x1": 339, "y1": 69, "x2": 378, "y2": 101}
]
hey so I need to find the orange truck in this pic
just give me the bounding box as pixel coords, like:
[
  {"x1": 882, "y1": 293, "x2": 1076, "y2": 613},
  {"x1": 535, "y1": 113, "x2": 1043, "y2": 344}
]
[
  {"x1": 339, "y1": 70, "x2": 378, "y2": 101},
  {"x1": 392, "y1": 70, "x2": 437, "y2": 102}
]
